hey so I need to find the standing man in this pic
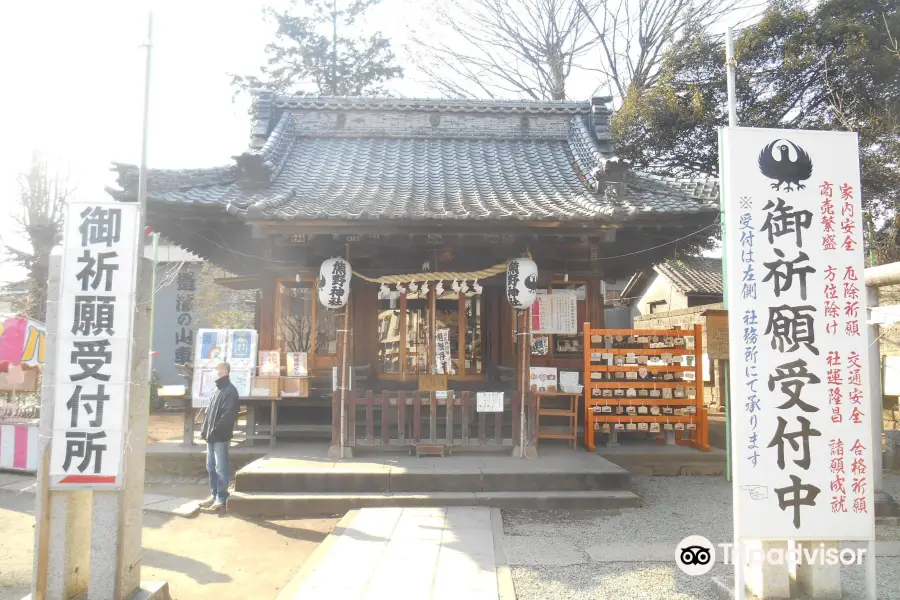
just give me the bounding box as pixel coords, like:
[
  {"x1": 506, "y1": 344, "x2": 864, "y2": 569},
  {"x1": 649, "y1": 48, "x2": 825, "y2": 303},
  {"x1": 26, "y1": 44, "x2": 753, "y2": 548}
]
[{"x1": 200, "y1": 362, "x2": 239, "y2": 512}]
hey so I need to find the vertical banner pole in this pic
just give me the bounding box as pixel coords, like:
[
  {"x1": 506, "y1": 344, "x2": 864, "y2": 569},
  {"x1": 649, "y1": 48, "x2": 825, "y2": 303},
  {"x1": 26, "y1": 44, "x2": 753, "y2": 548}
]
[
  {"x1": 519, "y1": 311, "x2": 528, "y2": 458},
  {"x1": 719, "y1": 26, "x2": 746, "y2": 588},
  {"x1": 725, "y1": 27, "x2": 738, "y2": 128},
  {"x1": 147, "y1": 232, "x2": 159, "y2": 387},
  {"x1": 723, "y1": 26, "x2": 738, "y2": 486},
  {"x1": 339, "y1": 245, "x2": 350, "y2": 459}
]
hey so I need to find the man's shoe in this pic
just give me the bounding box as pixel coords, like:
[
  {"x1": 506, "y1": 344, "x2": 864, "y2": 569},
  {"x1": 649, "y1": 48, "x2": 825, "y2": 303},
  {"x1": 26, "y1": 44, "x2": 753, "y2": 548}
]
[
  {"x1": 202, "y1": 498, "x2": 226, "y2": 512},
  {"x1": 199, "y1": 496, "x2": 216, "y2": 508}
]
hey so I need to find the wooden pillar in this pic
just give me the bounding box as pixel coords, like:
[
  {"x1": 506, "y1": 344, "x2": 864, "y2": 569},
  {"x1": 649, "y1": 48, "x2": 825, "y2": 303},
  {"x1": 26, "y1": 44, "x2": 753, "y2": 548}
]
[
  {"x1": 258, "y1": 274, "x2": 278, "y2": 351},
  {"x1": 587, "y1": 276, "x2": 606, "y2": 330}
]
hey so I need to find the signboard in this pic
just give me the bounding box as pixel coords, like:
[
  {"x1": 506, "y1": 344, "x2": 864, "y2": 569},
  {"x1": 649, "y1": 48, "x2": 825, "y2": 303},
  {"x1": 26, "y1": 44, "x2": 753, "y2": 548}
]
[
  {"x1": 286, "y1": 352, "x2": 308, "y2": 376},
  {"x1": 722, "y1": 127, "x2": 874, "y2": 540},
  {"x1": 434, "y1": 328, "x2": 452, "y2": 374},
  {"x1": 49, "y1": 200, "x2": 140, "y2": 490},
  {"x1": 226, "y1": 329, "x2": 258, "y2": 370},
  {"x1": 532, "y1": 294, "x2": 577, "y2": 334},
  {"x1": 529, "y1": 367, "x2": 558, "y2": 392},
  {"x1": 0, "y1": 316, "x2": 46, "y2": 368},
  {"x1": 191, "y1": 329, "x2": 261, "y2": 407},
  {"x1": 173, "y1": 265, "x2": 195, "y2": 365},
  {"x1": 258, "y1": 351, "x2": 281, "y2": 376},
  {"x1": 419, "y1": 374, "x2": 448, "y2": 392},
  {"x1": 476, "y1": 392, "x2": 504, "y2": 412}
]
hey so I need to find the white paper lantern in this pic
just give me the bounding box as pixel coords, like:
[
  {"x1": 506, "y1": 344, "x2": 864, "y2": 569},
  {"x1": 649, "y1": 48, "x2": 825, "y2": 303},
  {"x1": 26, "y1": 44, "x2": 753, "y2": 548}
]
[
  {"x1": 318, "y1": 258, "x2": 352, "y2": 309},
  {"x1": 506, "y1": 258, "x2": 538, "y2": 310}
]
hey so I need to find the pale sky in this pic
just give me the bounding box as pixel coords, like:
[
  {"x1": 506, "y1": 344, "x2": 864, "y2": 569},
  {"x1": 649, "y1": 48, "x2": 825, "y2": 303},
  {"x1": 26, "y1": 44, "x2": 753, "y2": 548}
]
[{"x1": 0, "y1": 0, "x2": 738, "y2": 282}]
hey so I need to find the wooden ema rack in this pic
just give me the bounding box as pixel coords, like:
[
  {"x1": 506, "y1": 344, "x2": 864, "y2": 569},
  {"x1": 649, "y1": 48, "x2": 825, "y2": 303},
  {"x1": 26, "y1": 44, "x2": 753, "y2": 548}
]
[{"x1": 582, "y1": 324, "x2": 710, "y2": 452}]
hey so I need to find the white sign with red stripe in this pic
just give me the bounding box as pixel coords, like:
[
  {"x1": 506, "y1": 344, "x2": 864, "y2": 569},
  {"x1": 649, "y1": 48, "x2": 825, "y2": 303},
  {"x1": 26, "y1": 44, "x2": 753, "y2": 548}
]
[
  {"x1": 48, "y1": 200, "x2": 140, "y2": 490},
  {"x1": 0, "y1": 424, "x2": 39, "y2": 472}
]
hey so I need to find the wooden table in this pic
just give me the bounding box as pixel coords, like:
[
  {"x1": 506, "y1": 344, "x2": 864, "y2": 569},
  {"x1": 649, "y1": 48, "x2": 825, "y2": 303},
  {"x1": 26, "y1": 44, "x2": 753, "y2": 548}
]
[
  {"x1": 183, "y1": 396, "x2": 280, "y2": 450},
  {"x1": 535, "y1": 391, "x2": 580, "y2": 450}
]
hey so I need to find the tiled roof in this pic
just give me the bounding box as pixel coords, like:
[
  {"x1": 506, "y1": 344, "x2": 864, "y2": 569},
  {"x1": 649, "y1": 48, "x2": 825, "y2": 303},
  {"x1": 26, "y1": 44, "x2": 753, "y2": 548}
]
[
  {"x1": 108, "y1": 92, "x2": 720, "y2": 224},
  {"x1": 654, "y1": 257, "x2": 723, "y2": 295}
]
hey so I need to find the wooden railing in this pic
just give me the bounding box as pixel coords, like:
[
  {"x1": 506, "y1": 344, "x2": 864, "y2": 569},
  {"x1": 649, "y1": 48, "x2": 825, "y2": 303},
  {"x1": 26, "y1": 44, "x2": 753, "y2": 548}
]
[{"x1": 331, "y1": 390, "x2": 536, "y2": 449}]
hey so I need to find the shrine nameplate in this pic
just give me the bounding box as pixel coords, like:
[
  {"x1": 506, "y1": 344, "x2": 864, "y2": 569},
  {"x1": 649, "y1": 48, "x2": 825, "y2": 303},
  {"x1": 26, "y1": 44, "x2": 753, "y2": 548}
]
[{"x1": 419, "y1": 374, "x2": 448, "y2": 392}]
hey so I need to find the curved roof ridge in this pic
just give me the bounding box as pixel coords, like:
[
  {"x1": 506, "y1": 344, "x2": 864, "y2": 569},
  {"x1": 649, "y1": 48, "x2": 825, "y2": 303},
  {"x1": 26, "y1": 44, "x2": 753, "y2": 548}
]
[
  {"x1": 108, "y1": 161, "x2": 238, "y2": 201},
  {"x1": 233, "y1": 111, "x2": 297, "y2": 184},
  {"x1": 252, "y1": 91, "x2": 594, "y2": 114},
  {"x1": 566, "y1": 115, "x2": 622, "y2": 190},
  {"x1": 629, "y1": 170, "x2": 719, "y2": 202}
]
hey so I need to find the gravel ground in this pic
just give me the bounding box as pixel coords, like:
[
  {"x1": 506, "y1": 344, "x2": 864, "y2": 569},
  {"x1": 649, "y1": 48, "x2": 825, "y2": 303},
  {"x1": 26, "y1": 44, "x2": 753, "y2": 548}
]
[
  {"x1": 512, "y1": 558, "x2": 900, "y2": 600},
  {"x1": 504, "y1": 474, "x2": 900, "y2": 546},
  {"x1": 504, "y1": 473, "x2": 900, "y2": 600},
  {"x1": 512, "y1": 563, "x2": 735, "y2": 600}
]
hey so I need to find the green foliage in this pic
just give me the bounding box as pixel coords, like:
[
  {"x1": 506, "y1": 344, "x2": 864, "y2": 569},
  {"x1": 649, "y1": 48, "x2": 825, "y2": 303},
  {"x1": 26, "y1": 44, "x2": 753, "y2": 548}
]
[
  {"x1": 613, "y1": 0, "x2": 900, "y2": 223},
  {"x1": 231, "y1": 0, "x2": 403, "y2": 98}
]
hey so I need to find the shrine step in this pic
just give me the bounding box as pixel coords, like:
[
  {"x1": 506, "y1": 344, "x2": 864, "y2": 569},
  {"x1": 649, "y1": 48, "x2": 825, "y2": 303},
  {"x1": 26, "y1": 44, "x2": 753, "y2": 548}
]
[
  {"x1": 234, "y1": 467, "x2": 632, "y2": 494},
  {"x1": 226, "y1": 489, "x2": 643, "y2": 518}
]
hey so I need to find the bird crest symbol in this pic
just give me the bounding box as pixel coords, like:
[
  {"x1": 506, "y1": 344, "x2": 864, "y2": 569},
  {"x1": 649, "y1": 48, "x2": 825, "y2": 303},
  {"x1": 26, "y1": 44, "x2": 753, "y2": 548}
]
[{"x1": 758, "y1": 139, "x2": 813, "y2": 192}]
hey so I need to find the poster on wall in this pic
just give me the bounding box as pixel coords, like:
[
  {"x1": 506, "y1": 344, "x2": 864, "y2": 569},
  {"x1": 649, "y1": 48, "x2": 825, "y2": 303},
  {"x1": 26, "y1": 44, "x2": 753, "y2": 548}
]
[
  {"x1": 195, "y1": 329, "x2": 228, "y2": 367},
  {"x1": 227, "y1": 329, "x2": 258, "y2": 369},
  {"x1": 476, "y1": 392, "x2": 504, "y2": 412},
  {"x1": 532, "y1": 294, "x2": 577, "y2": 334},
  {"x1": 258, "y1": 351, "x2": 281, "y2": 376},
  {"x1": 529, "y1": 367, "x2": 558, "y2": 392},
  {"x1": 722, "y1": 127, "x2": 874, "y2": 541},
  {"x1": 48, "y1": 200, "x2": 140, "y2": 490},
  {"x1": 287, "y1": 352, "x2": 308, "y2": 376},
  {"x1": 230, "y1": 370, "x2": 252, "y2": 397},
  {"x1": 191, "y1": 369, "x2": 217, "y2": 408}
]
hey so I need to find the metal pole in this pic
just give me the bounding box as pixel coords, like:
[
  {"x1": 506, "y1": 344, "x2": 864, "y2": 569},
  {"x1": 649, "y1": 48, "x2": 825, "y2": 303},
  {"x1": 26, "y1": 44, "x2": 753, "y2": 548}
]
[
  {"x1": 722, "y1": 30, "x2": 744, "y2": 598},
  {"x1": 339, "y1": 245, "x2": 350, "y2": 459},
  {"x1": 137, "y1": 12, "x2": 153, "y2": 217},
  {"x1": 725, "y1": 27, "x2": 738, "y2": 127},
  {"x1": 520, "y1": 310, "x2": 528, "y2": 458},
  {"x1": 147, "y1": 232, "x2": 159, "y2": 392},
  {"x1": 866, "y1": 285, "x2": 885, "y2": 495},
  {"x1": 723, "y1": 26, "x2": 738, "y2": 486}
]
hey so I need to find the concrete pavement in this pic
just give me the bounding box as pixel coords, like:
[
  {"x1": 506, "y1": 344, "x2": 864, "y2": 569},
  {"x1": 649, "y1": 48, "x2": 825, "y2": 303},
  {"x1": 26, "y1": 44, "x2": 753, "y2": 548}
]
[
  {"x1": 0, "y1": 472, "x2": 203, "y2": 517},
  {"x1": 284, "y1": 506, "x2": 513, "y2": 600}
]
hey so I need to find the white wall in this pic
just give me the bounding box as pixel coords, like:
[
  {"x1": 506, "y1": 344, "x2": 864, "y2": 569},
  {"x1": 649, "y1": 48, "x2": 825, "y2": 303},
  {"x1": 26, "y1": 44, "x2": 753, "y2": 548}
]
[{"x1": 634, "y1": 274, "x2": 690, "y2": 317}]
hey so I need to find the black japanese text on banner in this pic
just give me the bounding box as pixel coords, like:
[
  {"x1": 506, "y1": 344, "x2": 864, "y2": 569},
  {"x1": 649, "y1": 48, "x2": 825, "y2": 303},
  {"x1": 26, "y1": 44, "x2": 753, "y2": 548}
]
[
  {"x1": 49, "y1": 201, "x2": 141, "y2": 490},
  {"x1": 721, "y1": 127, "x2": 874, "y2": 541}
]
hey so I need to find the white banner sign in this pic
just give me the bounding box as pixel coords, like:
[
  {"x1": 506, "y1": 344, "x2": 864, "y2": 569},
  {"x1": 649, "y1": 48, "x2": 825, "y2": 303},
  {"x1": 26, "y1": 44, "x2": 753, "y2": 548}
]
[
  {"x1": 531, "y1": 293, "x2": 577, "y2": 334},
  {"x1": 476, "y1": 392, "x2": 504, "y2": 412},
  {"x1": 49, "y1": 201, "x2": 140, "y2": 490},
  {"x1": 722, "y1": 127, "x2": 874, "y2": 541},
  {"x1": 434, "y1": 328, "x2": 452, "y2": 375}
]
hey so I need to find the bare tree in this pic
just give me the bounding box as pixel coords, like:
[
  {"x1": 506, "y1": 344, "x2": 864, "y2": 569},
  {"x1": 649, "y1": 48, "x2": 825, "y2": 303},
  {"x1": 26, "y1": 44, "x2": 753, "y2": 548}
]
[
  {"x1": 409, "y1": 0, "x2": 604, "y2": 100},
  {"x1": 410, "y1": 0, "x2": 754, "y2": 101},
  {"x1": 1, "y1": 152, "x2": 73, "y2": 321},
  {"x1": 576, "y1": 0, "x2": 757, "y2": 97}
]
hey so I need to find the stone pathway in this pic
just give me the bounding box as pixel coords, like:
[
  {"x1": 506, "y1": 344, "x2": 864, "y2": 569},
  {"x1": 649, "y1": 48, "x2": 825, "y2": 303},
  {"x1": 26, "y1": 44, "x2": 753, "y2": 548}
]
[
  {"x1": 290, "y1": 507, "x2": 508, "y2": 600},
  {"x1": 0, "y1": 472, "x2": 202, "y2": 517}
]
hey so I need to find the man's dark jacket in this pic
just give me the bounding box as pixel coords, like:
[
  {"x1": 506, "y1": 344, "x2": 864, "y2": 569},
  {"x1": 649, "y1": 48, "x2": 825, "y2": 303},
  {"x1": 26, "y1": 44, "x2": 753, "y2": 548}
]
[{"x1": 200, "y1": 376, "x2": 240, "y2": 443}]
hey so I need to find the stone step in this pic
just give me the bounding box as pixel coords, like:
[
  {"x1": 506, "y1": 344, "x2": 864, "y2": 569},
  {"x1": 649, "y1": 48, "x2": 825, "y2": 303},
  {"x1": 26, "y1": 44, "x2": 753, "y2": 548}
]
[
  {"x1": 226, "y1": 489, "x2": 643, "y2": 518},
  {"x1": 233, "y1": 468, "x2": 632, "y2": 494}
]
